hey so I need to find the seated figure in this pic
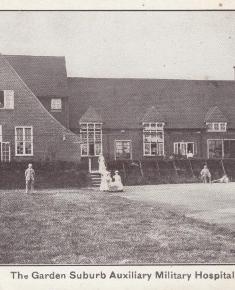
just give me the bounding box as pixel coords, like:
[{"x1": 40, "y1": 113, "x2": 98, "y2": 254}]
[{"x1": 109, "y1": 170, "x2": 124, "y2": 192}]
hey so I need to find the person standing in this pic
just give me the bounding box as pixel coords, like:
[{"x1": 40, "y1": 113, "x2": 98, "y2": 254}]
[
  {"x1": 98, "y1": 154, "x2": 106, "y2": 174},
  {"x1": 25, "y1": 163, "x2": 35, "y2": 194},
  {"x1": 200, "y1": 165, "x2": 211, "y2": 183}
]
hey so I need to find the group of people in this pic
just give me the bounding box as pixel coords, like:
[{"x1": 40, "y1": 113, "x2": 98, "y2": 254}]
[
  {"x1": 200, "y1": 164, "x2": 229, "y2": 184},
  {"x1": 98, "y1": 154, "x2": 124, "y2": 192},
  {"x1": 24, "y1": 159, "x2": 229, "y2": 194}
]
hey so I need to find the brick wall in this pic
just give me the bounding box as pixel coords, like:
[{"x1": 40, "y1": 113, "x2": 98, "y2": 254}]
[{"x1": 0, "y1": 55, "x2": 81, "y2": 162}]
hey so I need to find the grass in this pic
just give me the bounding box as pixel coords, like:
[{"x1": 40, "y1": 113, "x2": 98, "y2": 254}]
[{"x1": 0, "y1": 188, "x2": 234, "y2": 264}]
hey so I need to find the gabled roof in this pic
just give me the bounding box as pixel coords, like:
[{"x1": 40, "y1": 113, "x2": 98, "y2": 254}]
[
  {"x1": 79, "y1": 106, "x2": 103, "y2": 123},
  {"x1": 4, "y1": 54, "x2": 68, "y2": 97},
  {"x1": 204, "y1": 106, "x2": 228, "y2": 123},
  {"x1": 142, "y1": 106, "x2": 165, "y2": 123},
  {"x1": 68, "y1": 77, "x2": 235, "y2": 130}
]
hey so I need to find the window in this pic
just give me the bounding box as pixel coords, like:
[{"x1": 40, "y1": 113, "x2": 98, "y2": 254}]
[
  {"x1": 174, "y1": 142, "x2": 195, "y2": 156},
  {"x1": 15, "y1": 127, "x2": 33, "y2": 156},
  {"x1": 80, "y1": 123, "x2": 102, "y2": 156},
  {"x1": 206, "y1": 122, "x2": 227, "y2": 132},
  {"x1": 224, "y1": 140, "x2": 235, "y2": 158},
  {"x1": 1, "y1": 142, "x2": 11, "y2": 162},
  {"x1": 143, "y1": 122, "x2": 164, "y2": 156},
  {"x1": 208, "y1": 140, "x2": 223, "y2": 158},
  {"x1": 208, "y1": 139, "x2": 235, "y2": 159},
  {"x1": 51, "y1": 98, "x2": 62, "y2": 111},
  {"x1": 0, "y1": 90, "x2": 14, "y2": 109},
  {"x1": 115, "y1": 140, "x2": 132, "y2": 160}
]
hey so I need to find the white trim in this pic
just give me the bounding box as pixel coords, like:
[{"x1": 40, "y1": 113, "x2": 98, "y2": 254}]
[
  {"x1": 143, "y1": 122, "x2": 165, "y2": 156},
  {"x1": 1, "y1": 142, "x2": 11, "y2": 162},
  {"x1": 114, "y1": 139, "x2": 132, "y2": 160},
  {"x1": 15, "y1": 126, "x2": 33, "y2": 156},
  {"x1": 80, "y1": 122, "x2": 103, "y2": 157},
  {"x1": 51, "y1": 98, "x2": 62, "y2": 111},
  {"x1": 0, "y1": 90, "x2": 14, "y2": 110},
  {"x1": 206, "y1": 122, "x2": 227, "y2": 132},
  {"x1": 173, "y1": 142, "x2": 195, "y2": 155}
]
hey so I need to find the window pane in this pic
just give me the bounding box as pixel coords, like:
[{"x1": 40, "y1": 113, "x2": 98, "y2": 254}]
[
  {"x1": 0, "y1": 91, "x2": 4, "y2": 108},
  {"x1": 157, "y1": 143, "x2": 164, "y2": 155},
  {"x1": 207, "y1": 123, "x2": 213, "y2": 130},
  {"x1": 115, "y1": 141, "x2": 131, "y2": 159},
  {"x1": 16, "y1": 142, "x2": 24, "y2": 154},
  {"x1": 214, "y1": 123, "x2": 219, "y2": 131},
  {"x1": 156, "y1": 132, "x2": 163, "y2": 141},
  {"x1": 144, "y1": 132, "x2": 151, "y2": 142},
  {"x1": 16, "y1": 128, "x2": 23, "y2": 141},
  {"x1": 95, "y1": 143, "x2": 101, "y2": 156},
  {"x1": 51, "y1": 98, "x2": 62, "y2": 110},
  {"x1": 151, "y1": 143, "x2": 157, "y2": 155},
  {"x1": 220, "y1": 123, "x2": 226, "y2": 131},
  {"x1": 89, "y1": 143, "x2": 95, "y2": 156},
  {"x1": 81, "y1": 144, "x2": 88, "y2": 156},
  {"x1": 25, "y1": 128, "x2": 32, "y2": 141},
  {"x1": 88, "y1": 123, "x2": 95, "y2": 130},
  {"x1": 80, "y1": 123, "x2": 87, "y2": 130},
  {"x1": 25, "y1": 142, "x2": 32, "y2": 154},
  {"x1": 144, "y1": 143, "x2": 151, "y2": 155}
]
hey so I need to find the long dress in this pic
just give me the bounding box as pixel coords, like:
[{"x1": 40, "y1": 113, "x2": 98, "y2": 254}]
[
  {"x1": 109, "y1": 174, "x2": 124, "y2": 192},
  {"x1": 98, "y1": 155, "x2": 106, "y2": 174},
  {"x1": 100, "y1": 172, "x2": 109, "y2": 191}
]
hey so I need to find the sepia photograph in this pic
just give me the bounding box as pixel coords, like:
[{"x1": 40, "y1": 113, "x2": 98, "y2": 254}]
[{"x1": 0, "y1": 10, "x2": 234, "y2": 265}]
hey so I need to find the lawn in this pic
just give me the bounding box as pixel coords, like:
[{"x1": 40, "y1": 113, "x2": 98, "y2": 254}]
[{"x1": 0, "y1": 187, "x2": 234, "y2": 264}]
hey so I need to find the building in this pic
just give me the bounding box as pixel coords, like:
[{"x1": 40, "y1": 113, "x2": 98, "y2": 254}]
[
  {"x1": 68, "y1": 77, "x2": 235, "y2": 170},
  {"x1": 0, "y1": 54, "x2": 80, "y2": 162},
  {"x1": 1, "y1": 53, "x2": 235, "y2": 166}
]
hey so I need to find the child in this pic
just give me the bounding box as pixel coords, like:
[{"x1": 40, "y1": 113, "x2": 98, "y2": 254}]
[
  {"x1": 200, "y1": 165, "x2": 211, "y2": 183},
  {"x1": 25, "y1": 163, "x2": 35, "y2": 194}
]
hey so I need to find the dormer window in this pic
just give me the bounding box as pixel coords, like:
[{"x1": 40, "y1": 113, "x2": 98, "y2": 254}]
[
  {"x1": 143, "y1": 122, "x2": 164, "y2": 156},
  {"x1": 206, "y1": 122, "x2": 227, "y2": 132}
]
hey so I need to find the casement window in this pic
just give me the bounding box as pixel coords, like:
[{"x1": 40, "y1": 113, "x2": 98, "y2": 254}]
[
  {"x1": 174, "y1": 142, "x2": 195, "y2": 156},
  {"x1": 206, "y1": 122, "x2": 227, "y2": 132},
  {"x1": 15, "y1": 127, "x2": 33, "y2": 156},
  {"x1": 80, "y1": 123, "x2": 102, "y2": 156},
  {"x1": 51, "y1": 98, "x2": 62, "y2": 111},
  {"x1": 115, "y1": 140, "x2": 132, "y2": 160},
  {"x1": 1, "y1": 142, "x2": 11, "y2": 162},
  {"x1": 0, "y1": 90, "x2": 14, "y2": 109},
  {"x1": 208, "y1": 139, "x2": 235, "y2": 158},
  {"x1": 143, "y1": 122, "x2": 164, "y2": 156}
]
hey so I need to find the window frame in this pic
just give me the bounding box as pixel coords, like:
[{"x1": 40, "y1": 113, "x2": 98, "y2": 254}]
[
  {"x1": 173, "y1": 142, "x2": 195, "y2": 156},
  {"x1": 80, "y1": 122, "x2": 103, "y2": 157},
  {"x1": 51, "y1": 98, "x2": 62, "y2": 111},
  {"x1": 206, "y1": 122, "x2": 227, "y2": 132},
  {"x1": 0, "y1": 90, "x2": 14, "y2": 110},
  {"x1": 143, "y1": 122, "x2": 164, "y2": 156},
  {"x1": 15, "y1": 126, "x2": 33, "y2": 156},
  {"x1": 207, "y1": 138, "x2": 235, "y2": 159},
  {"x1": 114, "y1": 140, "x2": 132, "y2": 160}
]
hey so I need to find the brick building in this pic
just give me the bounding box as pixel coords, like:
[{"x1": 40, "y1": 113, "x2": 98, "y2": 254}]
[
  {"x1": 0, "y1": 54, "x2": 80, "y2": 162},
  {"x1": 68, "y1": 77, "x2": 235, "y2": 170},
  {"x1": 1, "y1": 53, "x2": 235, "y2": 167}
]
